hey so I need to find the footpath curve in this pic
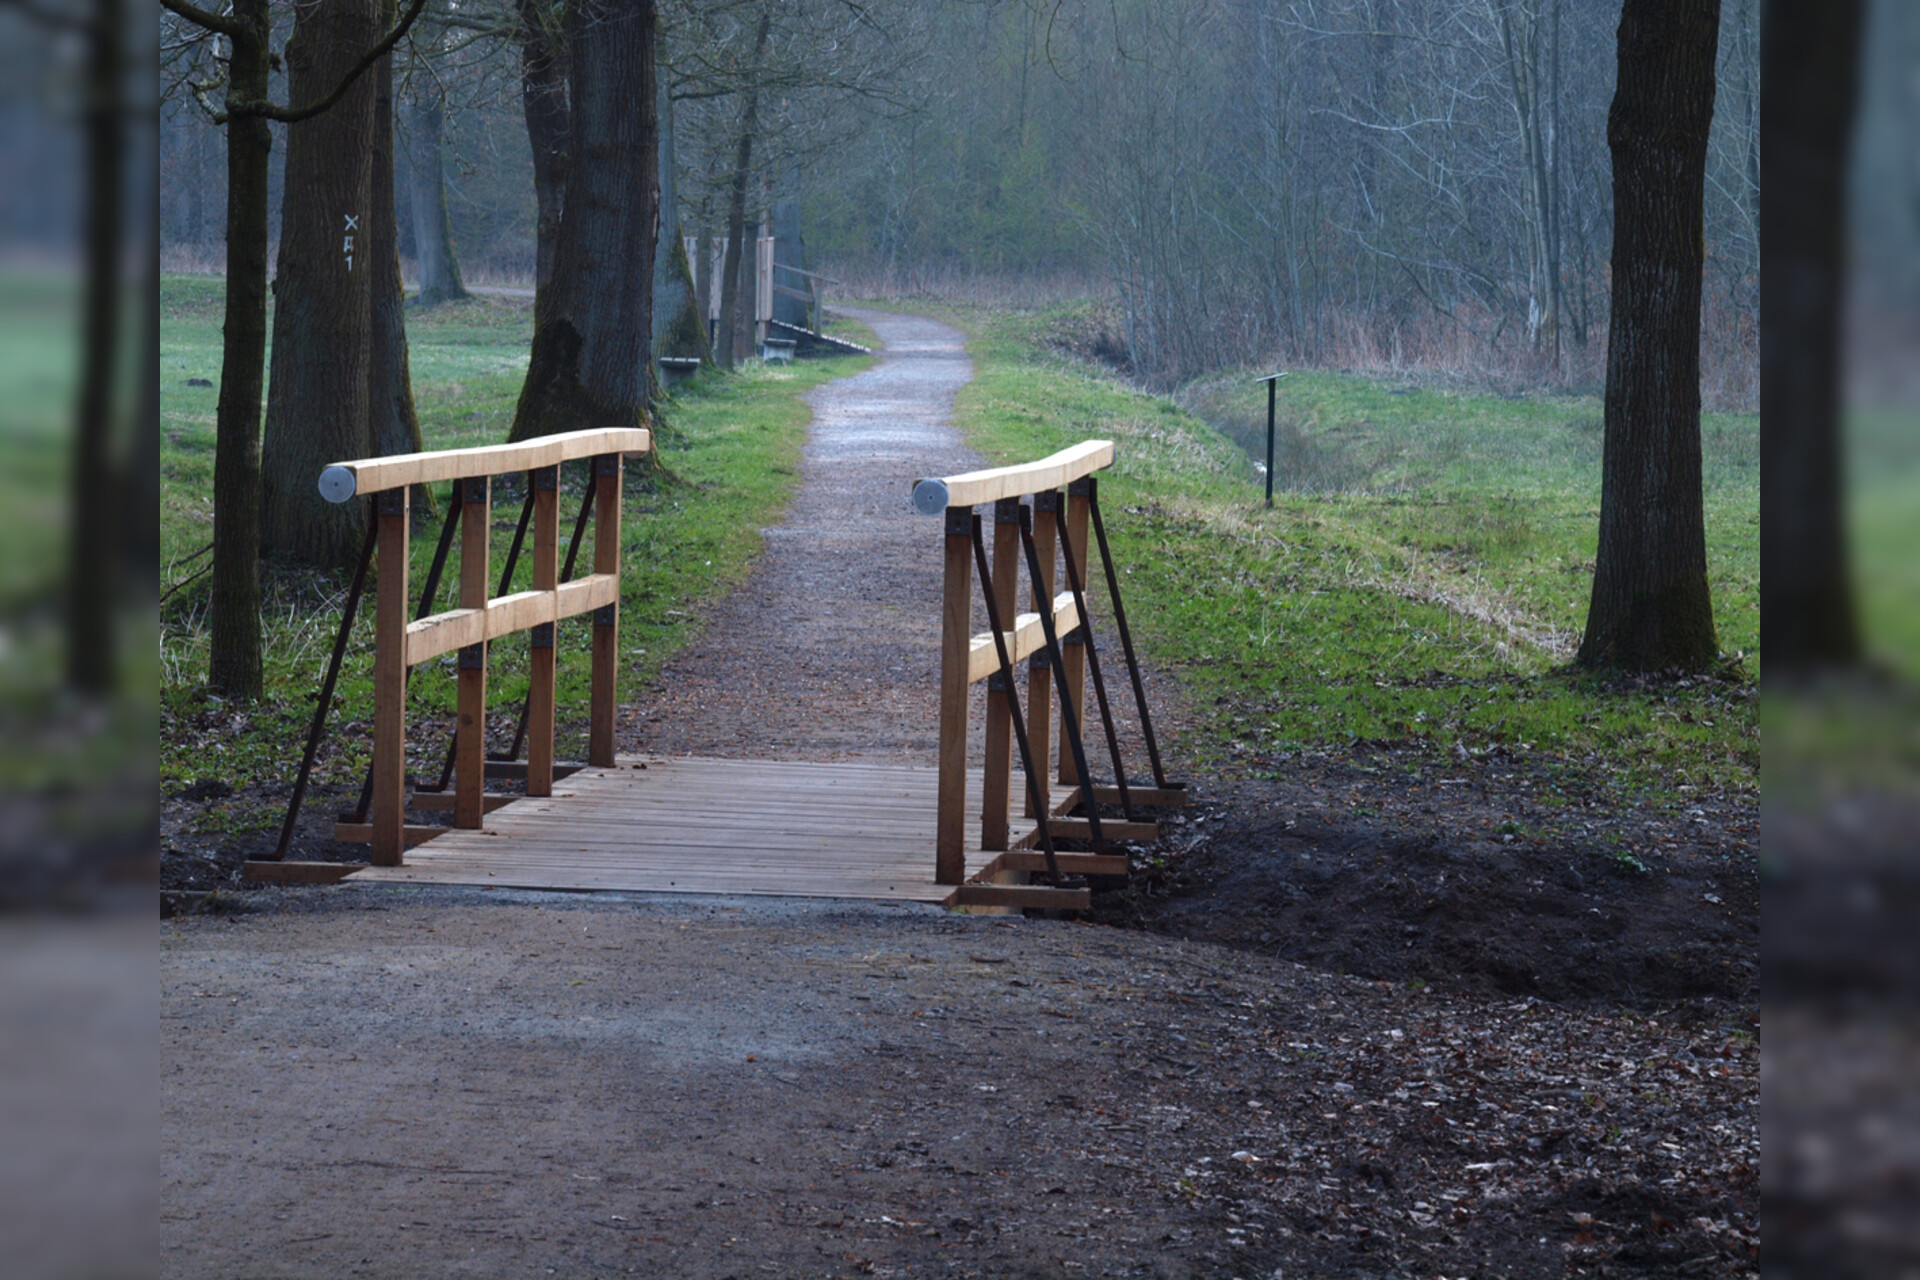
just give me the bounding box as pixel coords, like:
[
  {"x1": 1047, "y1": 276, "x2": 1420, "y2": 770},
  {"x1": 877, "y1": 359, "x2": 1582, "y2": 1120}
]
[{"x1": 622, "y1": 308, "x2": 987, "y2": 760}]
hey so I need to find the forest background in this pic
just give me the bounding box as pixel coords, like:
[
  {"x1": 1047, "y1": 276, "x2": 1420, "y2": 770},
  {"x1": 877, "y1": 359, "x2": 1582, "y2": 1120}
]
[{"x1": 152, "y1": 0, "x2": 1782, "y2": 404}]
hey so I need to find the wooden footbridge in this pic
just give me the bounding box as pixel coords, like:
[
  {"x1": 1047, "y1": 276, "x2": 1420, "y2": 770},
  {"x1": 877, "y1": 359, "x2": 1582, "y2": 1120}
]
[{"x1": 252, "y1": 429, "x2": 1184, "y2": 910}]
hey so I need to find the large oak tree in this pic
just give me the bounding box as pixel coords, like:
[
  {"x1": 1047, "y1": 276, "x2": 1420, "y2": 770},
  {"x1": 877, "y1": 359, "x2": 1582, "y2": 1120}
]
[
  {"x1": 508, "y1": 0, "x2": 659, "y2": 441},
  {"x1": 1577, "y1": 0, "x2": 1722, "y2": 672}
]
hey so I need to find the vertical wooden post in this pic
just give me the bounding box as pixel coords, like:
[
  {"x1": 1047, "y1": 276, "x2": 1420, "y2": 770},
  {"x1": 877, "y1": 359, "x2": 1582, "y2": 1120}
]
[
  {"x1": 1058, "y1": 479, "x2": 1092, "y2": 789},
  {"x1": 371, "y1": 488, "x2": 409, "y2": 866},
  {"x1": 1024, "y1": 490, "x2": 1059, "y2": 817},
  {"x1": 455, "y1": 476, "x2": 490, "y2": 828},
  {"x1": 980, "y1": 498, "x2": 1022, "y2": 850},
  {"x1": 527, "y1": 465, "x2": 560, "y2": 797},
  {"x1": 935, "y1": 505, "x2": 973, "y2": 885},
  {"x1": 588, "y1": 453, "x2": 621, "y2": 767}
]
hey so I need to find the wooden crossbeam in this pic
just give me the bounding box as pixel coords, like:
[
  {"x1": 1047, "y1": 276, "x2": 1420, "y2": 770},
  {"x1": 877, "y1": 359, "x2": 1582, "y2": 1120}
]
[
  {"x1": 1023, "y1": 817, "x2": 1159, "y2": 842},
  {"x1": 1083, "y1": 784, "x2": 1190, "y2": 808},
  {"x1": 966, "y1": 591, "x2": 1078, "y2": 684},
  {"x1": 410, "y1": 793, "x2": 517, "y2": 814},
  {"x1": 992, "y1": 852, "x2": 1130, "y2": 877},
  {"x1": 404, "y1": 573, "x2": 620, "y2": 665},
  {"x1": 242, "y1": 860, "x2": 363, "y2": 884},
  {"x1": 333, "y1": 822, "x2": 444, "y2": 847}
]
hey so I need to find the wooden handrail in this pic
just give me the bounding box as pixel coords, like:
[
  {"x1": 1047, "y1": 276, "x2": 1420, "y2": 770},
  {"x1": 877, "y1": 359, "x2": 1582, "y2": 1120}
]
[
  {"x1": 317, "y1": 426, "x2": 651, "y2": 501},
  {"x1": 334, "y1": 437, "x2": 633, "y2": 868},
  {"x1": 910, "y1": 440, "x2": 1113, "y2": 515}
]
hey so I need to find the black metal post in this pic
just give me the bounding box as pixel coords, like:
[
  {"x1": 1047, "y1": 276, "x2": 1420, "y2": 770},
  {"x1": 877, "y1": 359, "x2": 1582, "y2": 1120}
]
[
  {"x1": 1265, "y1": 375, "x2": 1276, "y2": 507},
  {"x1": 274, "y1": 515, "x2": 378, "y2": 860},
  {"x1": 1087, "y1": 480, "x2": 1178, "y2": 791},
  {"x1": 1038, "y1": 502, "x2": 1134, "y2": 822},
  {"x1": 354, "y1": 484, "x2": 468, "y2": 820},
  {"x1": 500, "y1": 473, "x2": 598, "y2": 764},
  {"x1": 970, "y1": 512, "x2": 1063, "y2": 880}
]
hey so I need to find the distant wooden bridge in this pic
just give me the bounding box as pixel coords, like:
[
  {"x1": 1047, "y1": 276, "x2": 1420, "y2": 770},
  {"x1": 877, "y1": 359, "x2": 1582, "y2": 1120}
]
[{"x1": 252, "y1": 430, "x2": 1183, "y2": 910}]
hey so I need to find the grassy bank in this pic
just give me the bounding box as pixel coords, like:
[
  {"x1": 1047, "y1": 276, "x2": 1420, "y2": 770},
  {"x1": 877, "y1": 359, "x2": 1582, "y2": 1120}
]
[
  {"x1": 936, "y1": 304, "x2": 1760, "y2": 808},
  {"x1": 160, "y1": 276, "x2": 872, "y2": 811}
]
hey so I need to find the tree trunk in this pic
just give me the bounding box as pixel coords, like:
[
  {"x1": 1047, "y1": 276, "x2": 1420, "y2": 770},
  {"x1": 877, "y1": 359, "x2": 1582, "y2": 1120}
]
[
  {"x1": 518, "y1": 0, "x2": 569, "y2": 300},
  {"x1": 508, "y1": 0, "x2": 657, "y2": 441},
  {"x1": 370, "y1": 4, "x2": 425, "y2": 471},
  {"x1": 68, "y1": 0, "x2": 123, "y2": 693},
  {"x1": 207, "y1": 0, "x2": 272, "y2": 697},
  {"x1": 1577, "y1": 0, "x2": 1721, "y2": 672},
  {"x1": 1759, "y1": 0, "x2": 1863, "y2": 669},
  {"x1": 694, "y1": 220, "x2": 713, "y2": 355},
  {"x1": 259, "y1": 0, "x2": 379, "y2": 570},
  {"x1": 715, "y1": 10, "x2": 771, "y2": 369},
  {"x1": 404, "y1": 90, "x2": 469, "y2": 309}
]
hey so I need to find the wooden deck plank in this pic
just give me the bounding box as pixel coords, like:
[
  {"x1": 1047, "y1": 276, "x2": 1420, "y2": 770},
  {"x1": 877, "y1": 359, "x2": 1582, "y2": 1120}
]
[{"x1": 351, "y1": 756, "x2": 1087, "y2": 905}]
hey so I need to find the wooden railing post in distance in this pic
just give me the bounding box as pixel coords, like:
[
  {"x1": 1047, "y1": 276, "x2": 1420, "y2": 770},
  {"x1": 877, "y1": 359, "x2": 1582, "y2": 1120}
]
[
  {"x1": 372, "y1": 489, "x2": 410, "y2": 865},
  {"x1": 455, "y1": 477, "x2": 491, "y2": 828},
  {"x1": 980, "y1": 498, "x2": 1022, "y2": 850},
  {"x1": 935, "y1": 505, "x2": 974, "y2": 885},
  {"x1": 527, "y1": 466, "x2": 559, "y2": 796},
  {"x1": 1024, "y1": 490, "x2": 1059, "y2": 816},
  {"x1": 588, "y1": 453, "x2": 621, "y2": 767},
  {"x1": 1058, "y1": 478, "x2": 1092, "y2": 790}
]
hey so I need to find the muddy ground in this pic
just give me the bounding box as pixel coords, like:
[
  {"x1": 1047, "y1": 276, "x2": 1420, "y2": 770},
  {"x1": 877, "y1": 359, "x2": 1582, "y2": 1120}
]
[{"x1": 163, "y1": 311, "x2": 1758, "y2": 1277}]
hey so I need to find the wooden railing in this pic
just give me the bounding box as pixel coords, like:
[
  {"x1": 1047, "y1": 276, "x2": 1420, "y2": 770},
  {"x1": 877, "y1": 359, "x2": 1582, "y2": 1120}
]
[
  {"x1": 912, "y1": 441, "x2": 1118, "y2": 885},
  {"x1": 318, "y1": 427, "x2": 651, "y2": 866}
]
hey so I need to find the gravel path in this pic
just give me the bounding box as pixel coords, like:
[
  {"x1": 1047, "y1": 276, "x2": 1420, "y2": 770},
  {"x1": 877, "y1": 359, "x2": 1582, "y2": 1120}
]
[{"x1": 621, "y1": 309, "x2": 988, "y2": 761}]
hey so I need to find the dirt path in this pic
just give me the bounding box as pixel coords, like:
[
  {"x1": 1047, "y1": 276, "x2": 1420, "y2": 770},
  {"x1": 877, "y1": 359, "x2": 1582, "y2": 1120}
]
[{"x1": 621, "y1": 309, "x2": 986, "y2": 761}]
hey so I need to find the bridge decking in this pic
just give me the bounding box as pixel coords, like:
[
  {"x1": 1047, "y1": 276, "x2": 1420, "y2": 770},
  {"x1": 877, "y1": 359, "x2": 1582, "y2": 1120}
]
[{"x1": 349, "y1": 756, "x2": 1070, "y2": 904}]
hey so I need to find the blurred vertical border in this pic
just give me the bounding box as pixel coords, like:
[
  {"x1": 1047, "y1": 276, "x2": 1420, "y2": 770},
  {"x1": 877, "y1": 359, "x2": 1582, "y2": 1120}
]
[
  {"x1": 1763, "y1": 0, "x2": 1920, "y2": 1272},
  {"x1": 1, "y1": 0, "x2": 159, "y2": 1274}
]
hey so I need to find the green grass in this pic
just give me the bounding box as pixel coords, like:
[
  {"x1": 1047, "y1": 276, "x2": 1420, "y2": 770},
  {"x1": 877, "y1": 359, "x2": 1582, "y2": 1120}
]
[
  {"x1": 931, "y1": 303, "x2": 1759, "y2": 806},
  {"x1": 0, "y1": 272, "x2": 78, "y2": 617},
  {"x1": 1763, "y1": 408, "x2": 1920, "y2": 809},
  {"x1": 160, "y1": 275, "x2": 872, "y2": 804},
  {"x1": 1849, "y1": 408, "x2": 1920, "y2": 681}
]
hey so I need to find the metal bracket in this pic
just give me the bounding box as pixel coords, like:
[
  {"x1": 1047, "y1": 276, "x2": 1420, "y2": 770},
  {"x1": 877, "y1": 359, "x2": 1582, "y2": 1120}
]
[
  {"x1": 593, "y1": 604, "x2": 617, "y2": 627},
  {"x1": 944, "y1": 505, "x2": 973, "y2": 538},
  {"x1": 463, "y1": 476, "x2": 490, "y2": 504},
  {"x1": 376, "y1": 490, "x2": 406, "y2": 517},
  {"x1": 1028, "y1": 651, "x2": 1050, "y2": 673},
  {"x1": 1067, "y1": 477, "x2": 1093, "y2": 497},
  {"x1": 531, "y1": 466, "x2": 558, "y2": 492},
  {"x1": 1063, "y1": 630, "x2": 1084, "y2": 646},
  {"x1": 987, "y1": 671, "x2": 1009, "y2": 693},
  {"x1": 530, "y1": 623, "x2": 555, "y2": 649},
  {"x1": 458, "y1": 643, "x2": 485, "y2": 670},
  {"x1": 994, "y1": 497, "x2": 1022, "y2": 524},
  {"x1": 1034, "y1": 490, "x2": 1061, "y2": 513},
  {"x1": 593, "y1": 454, "x2": 620, "y2": 477}
]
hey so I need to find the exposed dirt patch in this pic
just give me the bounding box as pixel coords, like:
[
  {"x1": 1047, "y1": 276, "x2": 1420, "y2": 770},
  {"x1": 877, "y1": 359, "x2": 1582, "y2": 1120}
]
[{"x1": 1093, "y1": 748, "x2": 1757, "y2": 1013}]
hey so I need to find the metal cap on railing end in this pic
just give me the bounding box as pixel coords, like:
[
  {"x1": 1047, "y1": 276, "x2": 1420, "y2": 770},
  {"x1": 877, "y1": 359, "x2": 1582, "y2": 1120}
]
[
  {"x1": 317, "y1": 465, "x2": 357, "y2": 504},
  {"x1": 911, "y1": 478, "x2": 950, "y2": 516}
]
